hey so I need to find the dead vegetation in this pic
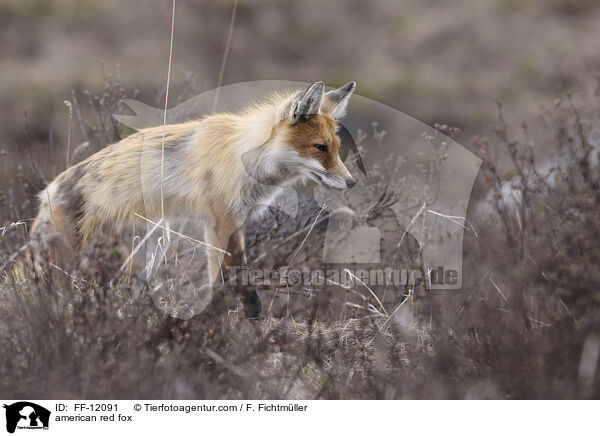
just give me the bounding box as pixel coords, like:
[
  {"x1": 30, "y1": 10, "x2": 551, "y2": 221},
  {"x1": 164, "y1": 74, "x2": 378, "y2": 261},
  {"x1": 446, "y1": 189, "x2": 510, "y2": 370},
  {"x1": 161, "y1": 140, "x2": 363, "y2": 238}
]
[{"x1": 1, "y1": 71, "x2": 600, "y2": 399}]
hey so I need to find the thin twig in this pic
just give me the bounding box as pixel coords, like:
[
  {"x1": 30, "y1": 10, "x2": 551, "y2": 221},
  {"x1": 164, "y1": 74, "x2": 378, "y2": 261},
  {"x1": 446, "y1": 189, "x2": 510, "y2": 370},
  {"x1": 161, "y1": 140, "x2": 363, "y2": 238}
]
[
  {"x1": 489, "y1": 277, "x2": 509, "y2": 304},
  {"x1": 344, "y1": 268, "x2": 388, "y2": 316},
  {"x1": 133, "y1": 213, "x2": 230, "y2": 256},
  {"x1": 282, "y1": 203, "x2": 327, "y2": 276},
  {"x1": 396, "y1": 202, "x2": 426, "y2": 251},
  {"x1": 366, "y1": 296, "x2": 409, "y2": 347},
  {"x1": 63, "y1": 100, "x2": 73, "y2": 168},
  {"x1": 45, "y1": 190, "x2": 55, "y2": 232},
  {"x1": 119, "y1": 218, "x2": 163, "y2": 273},
  {"x1": 160, "y1": 0, "x2": 176, "y2": 261},
  {"x1": 426, "y1": 209, "x2": 478, "y2": 238},
  {"x1": 212, "y1": 0, "x2": 238, "y2": 113},
  {"x1": 267, "y1": 203, "x2": 328, "y2": 314}
]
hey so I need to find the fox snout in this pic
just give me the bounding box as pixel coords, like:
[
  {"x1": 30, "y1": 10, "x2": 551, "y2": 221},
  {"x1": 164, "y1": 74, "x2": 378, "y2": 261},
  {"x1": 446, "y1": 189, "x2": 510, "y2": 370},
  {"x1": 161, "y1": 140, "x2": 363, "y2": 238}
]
[
  {"x1": 332, "y1": 160, "x2": 357, "y2": 190},
  {"x1": 313, "y1": 162, "x2": 357, "y2": 190},
  {"x1": 333, "y1": 173, "x2": 357, "y2": 190}
]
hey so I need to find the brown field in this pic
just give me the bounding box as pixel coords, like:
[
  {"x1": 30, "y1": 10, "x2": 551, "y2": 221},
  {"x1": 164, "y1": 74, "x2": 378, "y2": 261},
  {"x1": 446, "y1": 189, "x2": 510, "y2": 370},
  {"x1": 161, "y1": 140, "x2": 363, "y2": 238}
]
[{"x1": 1, "y1": 0, "x2": 600, "y2": 399}]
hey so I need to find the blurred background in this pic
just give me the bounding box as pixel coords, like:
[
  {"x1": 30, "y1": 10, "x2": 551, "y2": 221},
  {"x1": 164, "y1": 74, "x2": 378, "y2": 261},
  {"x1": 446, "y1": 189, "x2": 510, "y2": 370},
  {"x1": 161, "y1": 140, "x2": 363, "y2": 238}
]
[{"x1": 2, "y1": 0, "x2": 600, "y2": 155}]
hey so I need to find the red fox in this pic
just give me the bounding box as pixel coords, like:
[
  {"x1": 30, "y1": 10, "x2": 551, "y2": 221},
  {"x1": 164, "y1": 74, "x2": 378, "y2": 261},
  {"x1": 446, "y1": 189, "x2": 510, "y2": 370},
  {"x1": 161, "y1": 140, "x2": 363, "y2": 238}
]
[{"x1": 30, "y1": 81, "x2": 357, "y2": 318}]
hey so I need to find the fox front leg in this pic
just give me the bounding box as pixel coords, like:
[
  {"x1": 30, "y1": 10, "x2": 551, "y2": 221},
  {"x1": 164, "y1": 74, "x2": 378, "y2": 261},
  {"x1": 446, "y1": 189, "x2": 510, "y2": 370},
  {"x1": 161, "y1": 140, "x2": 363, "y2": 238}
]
[
  {"x1": 205, "y1": 216, "x2": 261, "y2": 319},
  {"x1": 225, "y1": 230, "x2": 262, "y2": 319}
]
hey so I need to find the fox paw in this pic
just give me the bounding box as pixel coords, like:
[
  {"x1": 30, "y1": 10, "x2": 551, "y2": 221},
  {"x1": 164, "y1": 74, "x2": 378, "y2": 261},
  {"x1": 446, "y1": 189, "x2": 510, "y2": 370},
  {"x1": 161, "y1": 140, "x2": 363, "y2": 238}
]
[{"x1": 243, "y1": 290, "x2": 262, "y2": 320}]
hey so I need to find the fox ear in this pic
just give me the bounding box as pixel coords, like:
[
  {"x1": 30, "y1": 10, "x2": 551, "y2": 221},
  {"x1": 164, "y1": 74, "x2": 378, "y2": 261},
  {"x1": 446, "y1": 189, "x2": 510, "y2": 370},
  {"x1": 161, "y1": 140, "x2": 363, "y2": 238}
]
[
  {"x1": 289, "y1": 81, "x2": 325, "y2": 122},
  {"x1": 322, "y1": 81, "x2": 356, "y2": 120}
]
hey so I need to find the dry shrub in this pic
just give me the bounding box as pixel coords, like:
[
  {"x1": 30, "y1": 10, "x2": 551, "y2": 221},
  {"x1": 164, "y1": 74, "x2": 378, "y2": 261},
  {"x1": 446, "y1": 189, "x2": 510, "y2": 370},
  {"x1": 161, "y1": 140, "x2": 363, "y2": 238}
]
[{"x1": 1, "y1": 75, "x2": 600, "y2": 399}]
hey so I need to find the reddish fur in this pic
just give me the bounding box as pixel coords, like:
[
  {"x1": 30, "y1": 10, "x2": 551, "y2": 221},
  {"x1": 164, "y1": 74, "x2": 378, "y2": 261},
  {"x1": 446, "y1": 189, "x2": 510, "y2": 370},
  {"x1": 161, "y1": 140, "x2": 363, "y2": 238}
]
[{"x1": 286, "y1": 115, "x2": 341, "y2": 170}]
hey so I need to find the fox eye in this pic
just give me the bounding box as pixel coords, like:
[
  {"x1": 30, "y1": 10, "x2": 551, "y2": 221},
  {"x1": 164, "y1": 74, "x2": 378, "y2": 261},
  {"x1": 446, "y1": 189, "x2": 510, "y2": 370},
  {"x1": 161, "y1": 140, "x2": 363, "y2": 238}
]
[{"x1": 313, "y1": 143, "x2": 328, "y2": 153}]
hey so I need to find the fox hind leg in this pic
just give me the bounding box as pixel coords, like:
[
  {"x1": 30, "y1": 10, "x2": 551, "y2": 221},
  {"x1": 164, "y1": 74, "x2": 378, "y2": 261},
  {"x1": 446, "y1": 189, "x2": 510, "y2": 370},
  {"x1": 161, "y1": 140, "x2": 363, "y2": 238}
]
[{"x1": 29, "y1": 206, "x2": 79, "y2": 268}]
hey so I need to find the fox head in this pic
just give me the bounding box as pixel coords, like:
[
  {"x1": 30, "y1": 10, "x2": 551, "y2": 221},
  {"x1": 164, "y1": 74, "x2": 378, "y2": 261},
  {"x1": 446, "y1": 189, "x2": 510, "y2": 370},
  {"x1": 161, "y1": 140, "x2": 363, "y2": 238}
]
[{"x1": 269, "y1": 81, "x2": 358, "y2": 190}]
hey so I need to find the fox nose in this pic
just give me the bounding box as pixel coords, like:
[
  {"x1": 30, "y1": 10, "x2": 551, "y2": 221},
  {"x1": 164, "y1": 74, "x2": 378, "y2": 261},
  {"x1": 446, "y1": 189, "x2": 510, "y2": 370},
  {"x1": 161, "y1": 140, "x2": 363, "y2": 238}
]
[{"x1": 346, "y1": 178, "x2": 357, "y2": 189}]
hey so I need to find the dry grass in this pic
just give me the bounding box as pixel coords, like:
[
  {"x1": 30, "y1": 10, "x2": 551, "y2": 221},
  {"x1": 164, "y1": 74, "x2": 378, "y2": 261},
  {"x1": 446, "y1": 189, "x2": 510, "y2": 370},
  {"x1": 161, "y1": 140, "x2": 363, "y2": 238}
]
[{"x1": 1, "y1": 71, "x2": 600, "y2": 399}]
